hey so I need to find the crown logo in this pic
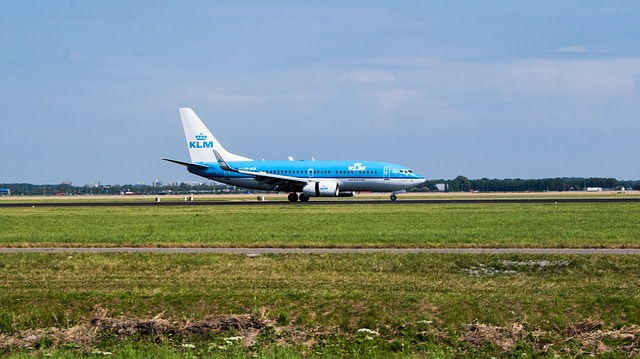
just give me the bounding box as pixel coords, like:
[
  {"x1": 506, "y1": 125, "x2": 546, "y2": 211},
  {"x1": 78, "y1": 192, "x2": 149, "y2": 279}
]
[{"x1": 195, "y1": 133, "x2": 207, "y2": 141}]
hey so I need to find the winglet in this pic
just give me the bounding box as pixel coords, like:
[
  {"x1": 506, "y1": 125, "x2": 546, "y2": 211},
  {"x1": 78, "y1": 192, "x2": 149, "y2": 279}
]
[{"x1": 213, "y1": 150, "x2": 235, "y2": 172}]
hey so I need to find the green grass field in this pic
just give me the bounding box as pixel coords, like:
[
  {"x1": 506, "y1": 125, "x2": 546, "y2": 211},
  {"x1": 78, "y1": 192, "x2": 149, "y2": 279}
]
[
  {"x1": 1, "y1": 203, "x2": 639, "y2": 248},
  {"x1": 1, "y1": 201, "x2": 639, "y2": 357},
  {"x1": 1, "y1": 253, "x2": 639, "y2": 357}
]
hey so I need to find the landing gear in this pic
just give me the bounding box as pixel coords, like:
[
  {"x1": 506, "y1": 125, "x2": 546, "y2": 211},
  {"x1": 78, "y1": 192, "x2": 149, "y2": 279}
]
[
  {"x1": 390, "y1": 194, "x2": 397, "y2": 201},
  {"x1": 287, "y1": 192, "x2": 310, "y2": 202}
]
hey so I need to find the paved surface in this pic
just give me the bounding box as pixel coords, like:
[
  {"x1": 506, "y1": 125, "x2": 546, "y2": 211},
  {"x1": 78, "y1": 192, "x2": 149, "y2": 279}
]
[
  {"x1": 1, "y1": 247, "x2": 639, "y2": 254},
  {"x1": 1, "y1": 197, "x2": 639, "y2": 207}
]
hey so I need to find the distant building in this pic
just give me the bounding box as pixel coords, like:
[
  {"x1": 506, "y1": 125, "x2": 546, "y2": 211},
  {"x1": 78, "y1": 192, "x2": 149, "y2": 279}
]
[
  {"x1": 0, "y1": 188, "x2": 10, "y2": 196},
  {"x1": 433, "y1": 183, "x2": 447, "y2": 192},
  {"x1": 586, "y1": 187, "x2": 603, "y2": 192}
]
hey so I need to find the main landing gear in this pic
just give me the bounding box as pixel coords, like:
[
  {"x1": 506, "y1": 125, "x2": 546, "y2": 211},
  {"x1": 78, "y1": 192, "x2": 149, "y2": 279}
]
[
  {"x1": 390, "y1": 194, "x2": 397, "y2": 201},
  {"x1": 287, "y1": 193, "x2": 309, "y2": 202}
]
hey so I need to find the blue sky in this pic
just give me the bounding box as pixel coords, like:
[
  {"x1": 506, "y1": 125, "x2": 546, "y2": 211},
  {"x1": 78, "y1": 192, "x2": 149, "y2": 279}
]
[{"x1": 1, "y1": 1, "x2": 639, "y2": 185}]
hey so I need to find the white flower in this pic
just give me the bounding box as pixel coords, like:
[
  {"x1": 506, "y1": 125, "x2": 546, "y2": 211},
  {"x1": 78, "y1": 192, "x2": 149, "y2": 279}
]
[
  {"x1": 91, "y1": 351, "x2": 113, "y2": 356},
  {"x1": 224, "y1": 336, "x2": 244, "y2": 342},
  {"x1": 357, "y1": 328, "x2": 379, "y2": 336}
]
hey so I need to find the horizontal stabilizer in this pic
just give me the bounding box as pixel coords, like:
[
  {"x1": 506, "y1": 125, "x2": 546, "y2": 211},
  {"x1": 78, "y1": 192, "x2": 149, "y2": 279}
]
[{"x1": 162, "y1": 158, "x2": 209, "y2": 169}]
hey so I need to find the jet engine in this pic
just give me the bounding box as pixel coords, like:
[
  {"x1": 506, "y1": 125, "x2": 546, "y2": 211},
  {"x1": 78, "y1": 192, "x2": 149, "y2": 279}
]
[{"x1": 303, "y1": 181, "x2": 340, "y2": 197}]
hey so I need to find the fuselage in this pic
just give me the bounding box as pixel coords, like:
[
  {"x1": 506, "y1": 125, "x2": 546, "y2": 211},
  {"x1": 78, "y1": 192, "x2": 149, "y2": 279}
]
[{"x1": 187, "y1": 159, "x2": 425, "y2": 192}]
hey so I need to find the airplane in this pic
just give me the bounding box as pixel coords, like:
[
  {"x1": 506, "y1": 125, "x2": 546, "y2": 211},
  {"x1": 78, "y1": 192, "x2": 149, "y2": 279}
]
[{"x1": 163, "y1": 108, "x2": 426, "y2": 201}]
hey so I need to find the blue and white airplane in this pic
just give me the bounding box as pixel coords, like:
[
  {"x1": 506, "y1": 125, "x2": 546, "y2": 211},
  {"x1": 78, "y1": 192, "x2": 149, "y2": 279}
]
[{"x1": 164, "y1": 108, "x2": 425, "y2": 201}]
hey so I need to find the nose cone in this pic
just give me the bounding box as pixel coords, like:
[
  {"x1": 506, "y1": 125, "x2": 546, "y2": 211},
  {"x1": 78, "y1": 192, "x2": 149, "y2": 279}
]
[
  {"x1": 413, "y1": 178, "x2": 426, "y2": 187},
  {"x1": 406, "y1": 174, "x2": 426, "y2": 189}
]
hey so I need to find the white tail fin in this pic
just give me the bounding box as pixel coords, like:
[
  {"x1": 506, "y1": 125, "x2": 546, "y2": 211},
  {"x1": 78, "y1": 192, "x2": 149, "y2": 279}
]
[{"x1": 179, "y1": 108, "x2": 251, "y2": 163}]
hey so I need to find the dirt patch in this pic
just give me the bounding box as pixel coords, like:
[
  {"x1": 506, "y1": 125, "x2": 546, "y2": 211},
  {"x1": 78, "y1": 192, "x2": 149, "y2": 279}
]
[
  {"x1": 0, "y1": 306, "x2": 272, "y2": 353},
  {"x1": 1, "y1": 308, "x2": 638, "y2": 356},
  {"x1": 464, "y1": 322, "x2": 527, "y2": 351},
  {"x1": 463, "y1": 319, "x2": 639, "y2": 355}
]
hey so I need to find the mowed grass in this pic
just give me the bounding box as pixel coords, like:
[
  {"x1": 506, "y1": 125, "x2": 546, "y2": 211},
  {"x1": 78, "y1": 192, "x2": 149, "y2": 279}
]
[
  {"x1": 1, "y1": 203, "x2": 639, "y2": 247},
  {"x1": 2, "y1": 252, "x2": 637, "y2": 328},
  {"x1": 0, "y1": 253, "x2": 639, "y2": 357}
]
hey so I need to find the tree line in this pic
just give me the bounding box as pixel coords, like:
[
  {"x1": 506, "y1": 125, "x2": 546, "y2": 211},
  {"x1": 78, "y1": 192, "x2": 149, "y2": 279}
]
[
  {"x1": 1, "y1": 176, "x2": 638, "y2": 196},
  {"x1": 0, "y1": 182, "x2": 247, "y2": 196},
  {"x1": 417, "y1": 176, "x2": 638, "y2": 192}
]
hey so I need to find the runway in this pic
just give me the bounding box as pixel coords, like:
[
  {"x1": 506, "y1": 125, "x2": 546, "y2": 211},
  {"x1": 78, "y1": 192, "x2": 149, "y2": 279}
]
[
  {"x1": 1, "y1": 197, "x2": 639, "y2": 207},
  {"x1": 1, "y1": 247, "x2": 639, "y2": 254}
]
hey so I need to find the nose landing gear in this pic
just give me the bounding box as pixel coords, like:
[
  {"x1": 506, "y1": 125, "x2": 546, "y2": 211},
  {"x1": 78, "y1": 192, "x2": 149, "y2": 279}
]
[{"x1": 390, "y1": 190, "x2": 405, "y2": 201}]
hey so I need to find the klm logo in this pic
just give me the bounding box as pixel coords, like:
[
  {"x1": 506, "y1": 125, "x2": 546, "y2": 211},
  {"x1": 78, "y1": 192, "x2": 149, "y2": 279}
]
[
  {"x1": 189, "y1": 133, "x2": 214, "y2": 149},
  {"x1": 348, "y1": 162, "x2": 366, "y2": 171}
]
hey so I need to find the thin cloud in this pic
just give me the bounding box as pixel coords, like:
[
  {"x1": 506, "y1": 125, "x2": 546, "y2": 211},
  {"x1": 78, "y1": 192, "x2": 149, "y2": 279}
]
[
  {"x1": 360, "y1": 89, "x2": 466, "y2": 126},
  {"x1": 344, "y1": 70, "x2": 397, "y2": 84},
  {"x1": 287, "y1": 90, "x2": 324, "y2": 103},
  {"x1": 204, "y1": 92, "x2": 267, "y2": 109},
  {"x1": 553, "y1": 45, "x2": 589, "y2": 53},
  {"x1": 498, "y1": 58, "x2": 640, "y2": 97}
]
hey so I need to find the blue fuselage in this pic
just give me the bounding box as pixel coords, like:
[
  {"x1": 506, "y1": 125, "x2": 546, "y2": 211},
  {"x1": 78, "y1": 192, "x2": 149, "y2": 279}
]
[{"x1": 188, "y1": 159, "x2": 425, "y2": 192}]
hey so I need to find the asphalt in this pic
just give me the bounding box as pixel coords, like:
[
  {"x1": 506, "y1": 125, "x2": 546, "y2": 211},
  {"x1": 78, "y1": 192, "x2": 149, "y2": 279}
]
[
  {"x1": 1, "y1": 197, "x2": 639, "y2": 207},
  {"x1": 1, "y1": 247, "x2": 639, "y2": 254}
]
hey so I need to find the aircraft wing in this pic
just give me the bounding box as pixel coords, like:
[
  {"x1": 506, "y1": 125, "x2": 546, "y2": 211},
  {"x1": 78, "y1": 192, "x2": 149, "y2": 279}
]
[
  {"x1": 239, "y1": 169, "x2": 308, "y2": 183},
  {"x1": 213, "y1": 150, "x2": 309, "y2": 191},
  {"x1": 239, "y1": 170, "x2": 308, "y2": 192}
]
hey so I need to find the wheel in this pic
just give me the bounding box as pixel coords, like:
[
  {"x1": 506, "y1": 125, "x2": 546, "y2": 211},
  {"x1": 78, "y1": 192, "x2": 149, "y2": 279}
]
[
  {"x1": 287, "y1": 193, "x2": 299, "y2": 202},
  {"x1": 390, "y1": 194, "x2": 397, "y2": 201},
  {"x1": 299, "y1": 194, "x2": 309, "y2": 202}
]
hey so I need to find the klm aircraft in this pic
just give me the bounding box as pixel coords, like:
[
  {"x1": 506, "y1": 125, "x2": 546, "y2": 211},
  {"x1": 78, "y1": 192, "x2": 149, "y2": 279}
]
[{"x1": 164, "y1": 108, "x2": 425, "y2": 201}]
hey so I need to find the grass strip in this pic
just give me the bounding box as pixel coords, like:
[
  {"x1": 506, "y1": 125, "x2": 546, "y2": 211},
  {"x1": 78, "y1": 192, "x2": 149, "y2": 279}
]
[{"x1": 1, "y1": 203, "x2": 639, "y2": 248}]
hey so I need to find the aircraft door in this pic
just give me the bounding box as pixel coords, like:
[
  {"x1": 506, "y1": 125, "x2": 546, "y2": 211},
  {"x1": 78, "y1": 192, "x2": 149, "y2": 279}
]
[
  {"x1": 383, "y1": 166, "x2": 391, "y2": 180},
  {"x1": 224, "y1": 171, "x2": 230, "y2": 180},
  {"x1": 307, "y1": 168, "x2": 315, "y2": 178}
]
